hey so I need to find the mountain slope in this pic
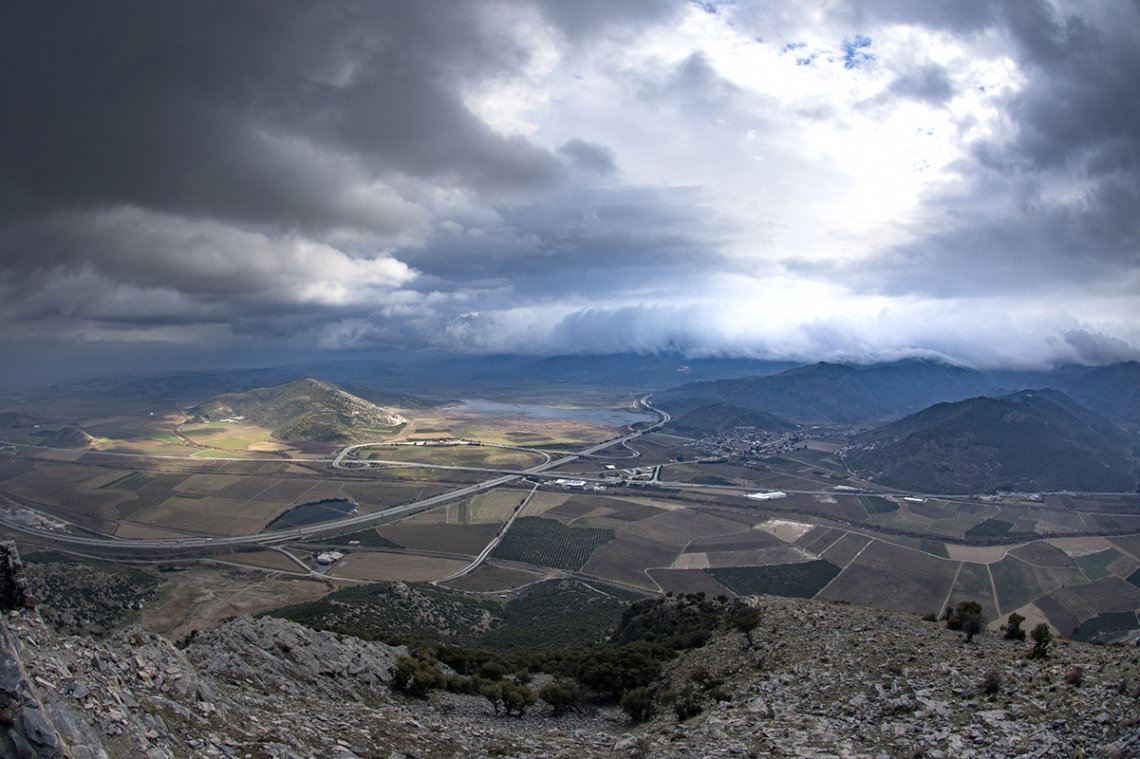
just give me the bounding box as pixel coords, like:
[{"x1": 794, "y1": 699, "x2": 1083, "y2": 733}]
[
  {"x1": 188, "y1": 378, "x2": 406, "y2": 443},
  {"x1": 38, "y1": 425, "x2": 96, "y2": 449},
  {"x1": 844, "y1": 389, "x2": 1137, "y2": 493},
  {"x1": 5, "y1": 567, "x2": 1139, "y2": 758},
  {"x1": 664, "y1": 403, "x2": 798, "y2": 437},
  {"x1": 655, "y1": 360, "x2": 1004, "y2": 424},
  {"x1": 1057, "y1": 361, "x2": 1140, "y2": 432}
]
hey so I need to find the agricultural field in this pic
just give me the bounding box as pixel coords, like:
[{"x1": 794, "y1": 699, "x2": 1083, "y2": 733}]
[
  {"x1": 327, "y1": 552, "x2": 469, "y2": 582},
  {"x1": 341, "y1": 480, "x2": 450, "y2": 511},
  {"x1": 132, "y1": 496, "x2": 290, "y2": 537},
  {"x1": 1008, "y1": 541, "x2": 1078, "y2": 568},
  {"x1": 1076, "y1": 549, "x2": 1124, "y2": 580},
  {"x1": 708, "y1": 561, "x2": 841, "y2": 598},
  {"x1": 705, "y1": 544, "x2": 817, "y2": 568},
  {"x1": 819, "y1": 533, "x2": 873, "y2": 568},
  {"x1": 442, "y1": 562, "x2": 547, "y2": 593},
  {"x1": 377, "y1": 523, "x2": 501, "y2": 556},
  {"x1": 647, "y1": 568, "x2": 735, "y2": 597},
  {"x1": 623, "y1": 508, "x2": 747, "y2": 546},
  {"x1": 816, "y1": 540, "x2": 959, "y2": 616},
  {"x1": 1071, "y1": 611, "x2": 1140, "y2": 643},
  {"x1": 1076, "y1": 576, "x2": 1140, "y2": 614},
  {"x1": 469, "y1": 489, "x2": 528, "y2": 523},
  {"x1": 795, "y1": 526, "x2": 846, "y2": 555},
  {"x1": 860, "y1": 495, "x2": 899, "y2": 515},
  {"x1": 491, "y1": 516, "x2": 615, "y2": 571},
  {"x1": 989, "y1": 554, "x2": 1087, "y2": 616},
  {"x1": 1034, "y1": 593, "x2": 1082, "y2": 637},
  {"x1": 357, "y1": 444, "x2": 545, "y2": 470},
  {"x1": 944, "y1": 561, "x2": 999, "y2": 621},
  {"x1": 580, "y1": 534, "x2": 682, "y2": 590},
  {"x1": 179, "y1": 422, "x2": 275, "y2": 451},
  {"x1": 314, "y1": 527, "x2": 401, "y2": 548}
]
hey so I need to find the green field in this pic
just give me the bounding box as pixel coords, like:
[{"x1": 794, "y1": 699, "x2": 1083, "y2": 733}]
[
  {"x1": 470, "y1": 490, "x2": 528, "y2": 523},
  {"x1": 87, "y1": 426, "x2": 184, "y2": 445},
  {"x1": 708, "y1": 561, "x2": 841, "y2": 598},
  {"x1": 316, "y1": 527, "x2": 402, "y2": 548},
  {"x1": 965, "y1": 518, "x2": 1013, "y2": 538},
  {"x1": 1070, "y1": 611, "x2": 1140, "y2": 643},
  {"x1": 362, "y1": 444, "x2": 543, "y2": 469},
  {"x1": 492, "y1": 516, "x2": 615, "y2": 571},
  {"x1": 860, "y1": 496, "x2": 899, "y2": 515},
  {"x1": 1076, "y1": 549, "x2": 1123, "y2": 581}
]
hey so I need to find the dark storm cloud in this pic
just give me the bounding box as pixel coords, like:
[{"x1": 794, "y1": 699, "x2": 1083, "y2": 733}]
[
  {"x1": 403, "y1": 184, "x2": 731, "y2": 301},
  {"x1": 531, "y1": 0, "x2": 682, "y2": 39},
  {"x1": 557, "y1": 139, "x2": 618, "y2": 175},
  {"x1": 831, "y1": 0, "x2": 998, "y2": 32},
  {"x1": 994, "y1": 0, "x2": 1140, "y2": 172},
  {"x1": 0, "y1": 1, "x2": 565, "y2": 236}
]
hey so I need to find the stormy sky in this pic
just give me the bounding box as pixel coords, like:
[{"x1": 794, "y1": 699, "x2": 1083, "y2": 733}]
[{"x1": 2, "y1": 0, "x2": 1139, "y2": 382}]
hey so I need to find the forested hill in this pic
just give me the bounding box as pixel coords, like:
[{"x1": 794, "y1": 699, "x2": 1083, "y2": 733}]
[{"x1": 844, "y1": 389, "x2": 1137, "y2": 494}]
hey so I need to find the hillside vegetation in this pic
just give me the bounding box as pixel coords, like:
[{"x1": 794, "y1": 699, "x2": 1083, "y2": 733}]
[
  {"x1": 38, "y1": 425, "x2": 95, "y2": 449},
  {"x1": 188, "y1": 378, "x2": 406, "y2": 443},
  {"x1": 664, "y1": 403, "x2": 797, "y2": 437},
  {"x1": 845, "y1": 389, "x2": 1137, "y2": 493}
]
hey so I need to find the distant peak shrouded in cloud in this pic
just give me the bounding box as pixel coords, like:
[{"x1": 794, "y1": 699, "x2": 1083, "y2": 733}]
[{"x1": 0, "y1": 0, "x2": 1138, "y2": 384}]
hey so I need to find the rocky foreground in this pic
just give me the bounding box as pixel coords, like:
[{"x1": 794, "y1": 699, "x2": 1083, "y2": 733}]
[{"x1": 2, "y1": 583, "x2": 1140, "y2": 757}]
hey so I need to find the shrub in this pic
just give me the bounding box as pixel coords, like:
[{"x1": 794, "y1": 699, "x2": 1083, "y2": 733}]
[
  {"x1": 620, "y1": 687, "x2": 656, "y2": 723},
  {"x1": 500, "y1": 681, "x2": 537, "y2": 717},
  {"x1": 980, "y1": 669, "x2": 1002, "y2": 696},
  {"x1": 391, "y1": 656, "x2": 447, "y2": 699},
  {"x1": 1002, "y1": 612, "x2": 1026, "y2": 641},
  {"x1": 537, "y1": 681, "x2": 578, "y2": 717},
  {"x1": 730, "y1": 606, "x2": 762, "y2": 648},
  {"x1": 673, "y1": 685, "x2": 702, "y2": 721},
  {"x1": 1028, "y1": 623, "x2": 1052, "y2": 660},
  {"x1": 946, "y1": 600, "x2": 984, "y2": 642}
]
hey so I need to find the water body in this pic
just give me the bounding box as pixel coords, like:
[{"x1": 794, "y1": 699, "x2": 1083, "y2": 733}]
[
  {"x1": 268, "y1": 499, "x2": 355, "y2": 530},
  {"x1": 454, "y1": 399, "x2": 654, "y2": 427}
]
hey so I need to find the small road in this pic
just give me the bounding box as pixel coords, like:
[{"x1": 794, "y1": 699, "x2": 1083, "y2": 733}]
[{"x1": 435, "y1": 481, "x2": 539, "y2": 584}]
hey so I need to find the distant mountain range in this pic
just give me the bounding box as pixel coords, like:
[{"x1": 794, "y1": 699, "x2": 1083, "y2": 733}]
[
  {"x1": 20, "y1": 354, "x2": 1139, "y2": 434},
  {"x1": 654, "y1": 359, "x2": 1140, "y2": 431},
  {"x1": 844, "y1": 389, "x2": 1137, "y2": 494},
  {"x1": 188, "y1": 379, "x2": 406, "y2": 444}
]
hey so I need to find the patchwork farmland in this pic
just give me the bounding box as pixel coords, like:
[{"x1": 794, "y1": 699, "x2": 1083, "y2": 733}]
[{"x1": 5, "y1": 402, "x2": 1140, "y2": 643}]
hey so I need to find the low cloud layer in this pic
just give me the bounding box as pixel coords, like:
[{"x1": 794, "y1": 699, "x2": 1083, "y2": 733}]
[{"x1": 1, "y1": 0, "x2": 1137, "y2": 382}]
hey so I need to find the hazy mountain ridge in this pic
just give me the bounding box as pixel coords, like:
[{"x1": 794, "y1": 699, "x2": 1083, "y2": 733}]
[
  {"x1": 654, "y1": 360, "x2": 1008, "y2": 424},
  {"x1": 844, "y1": 389, "x2": 1138, "y2": 494},
  {"x1": 654, "y1": 358, "x2": 1140, "y2": 430},
  {"x1": 188, "y1": 378, "x2": 406, "y2": 443},
  {"x1": 1057, "y1": 361, "x2": 1140, "y2": 432}
]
